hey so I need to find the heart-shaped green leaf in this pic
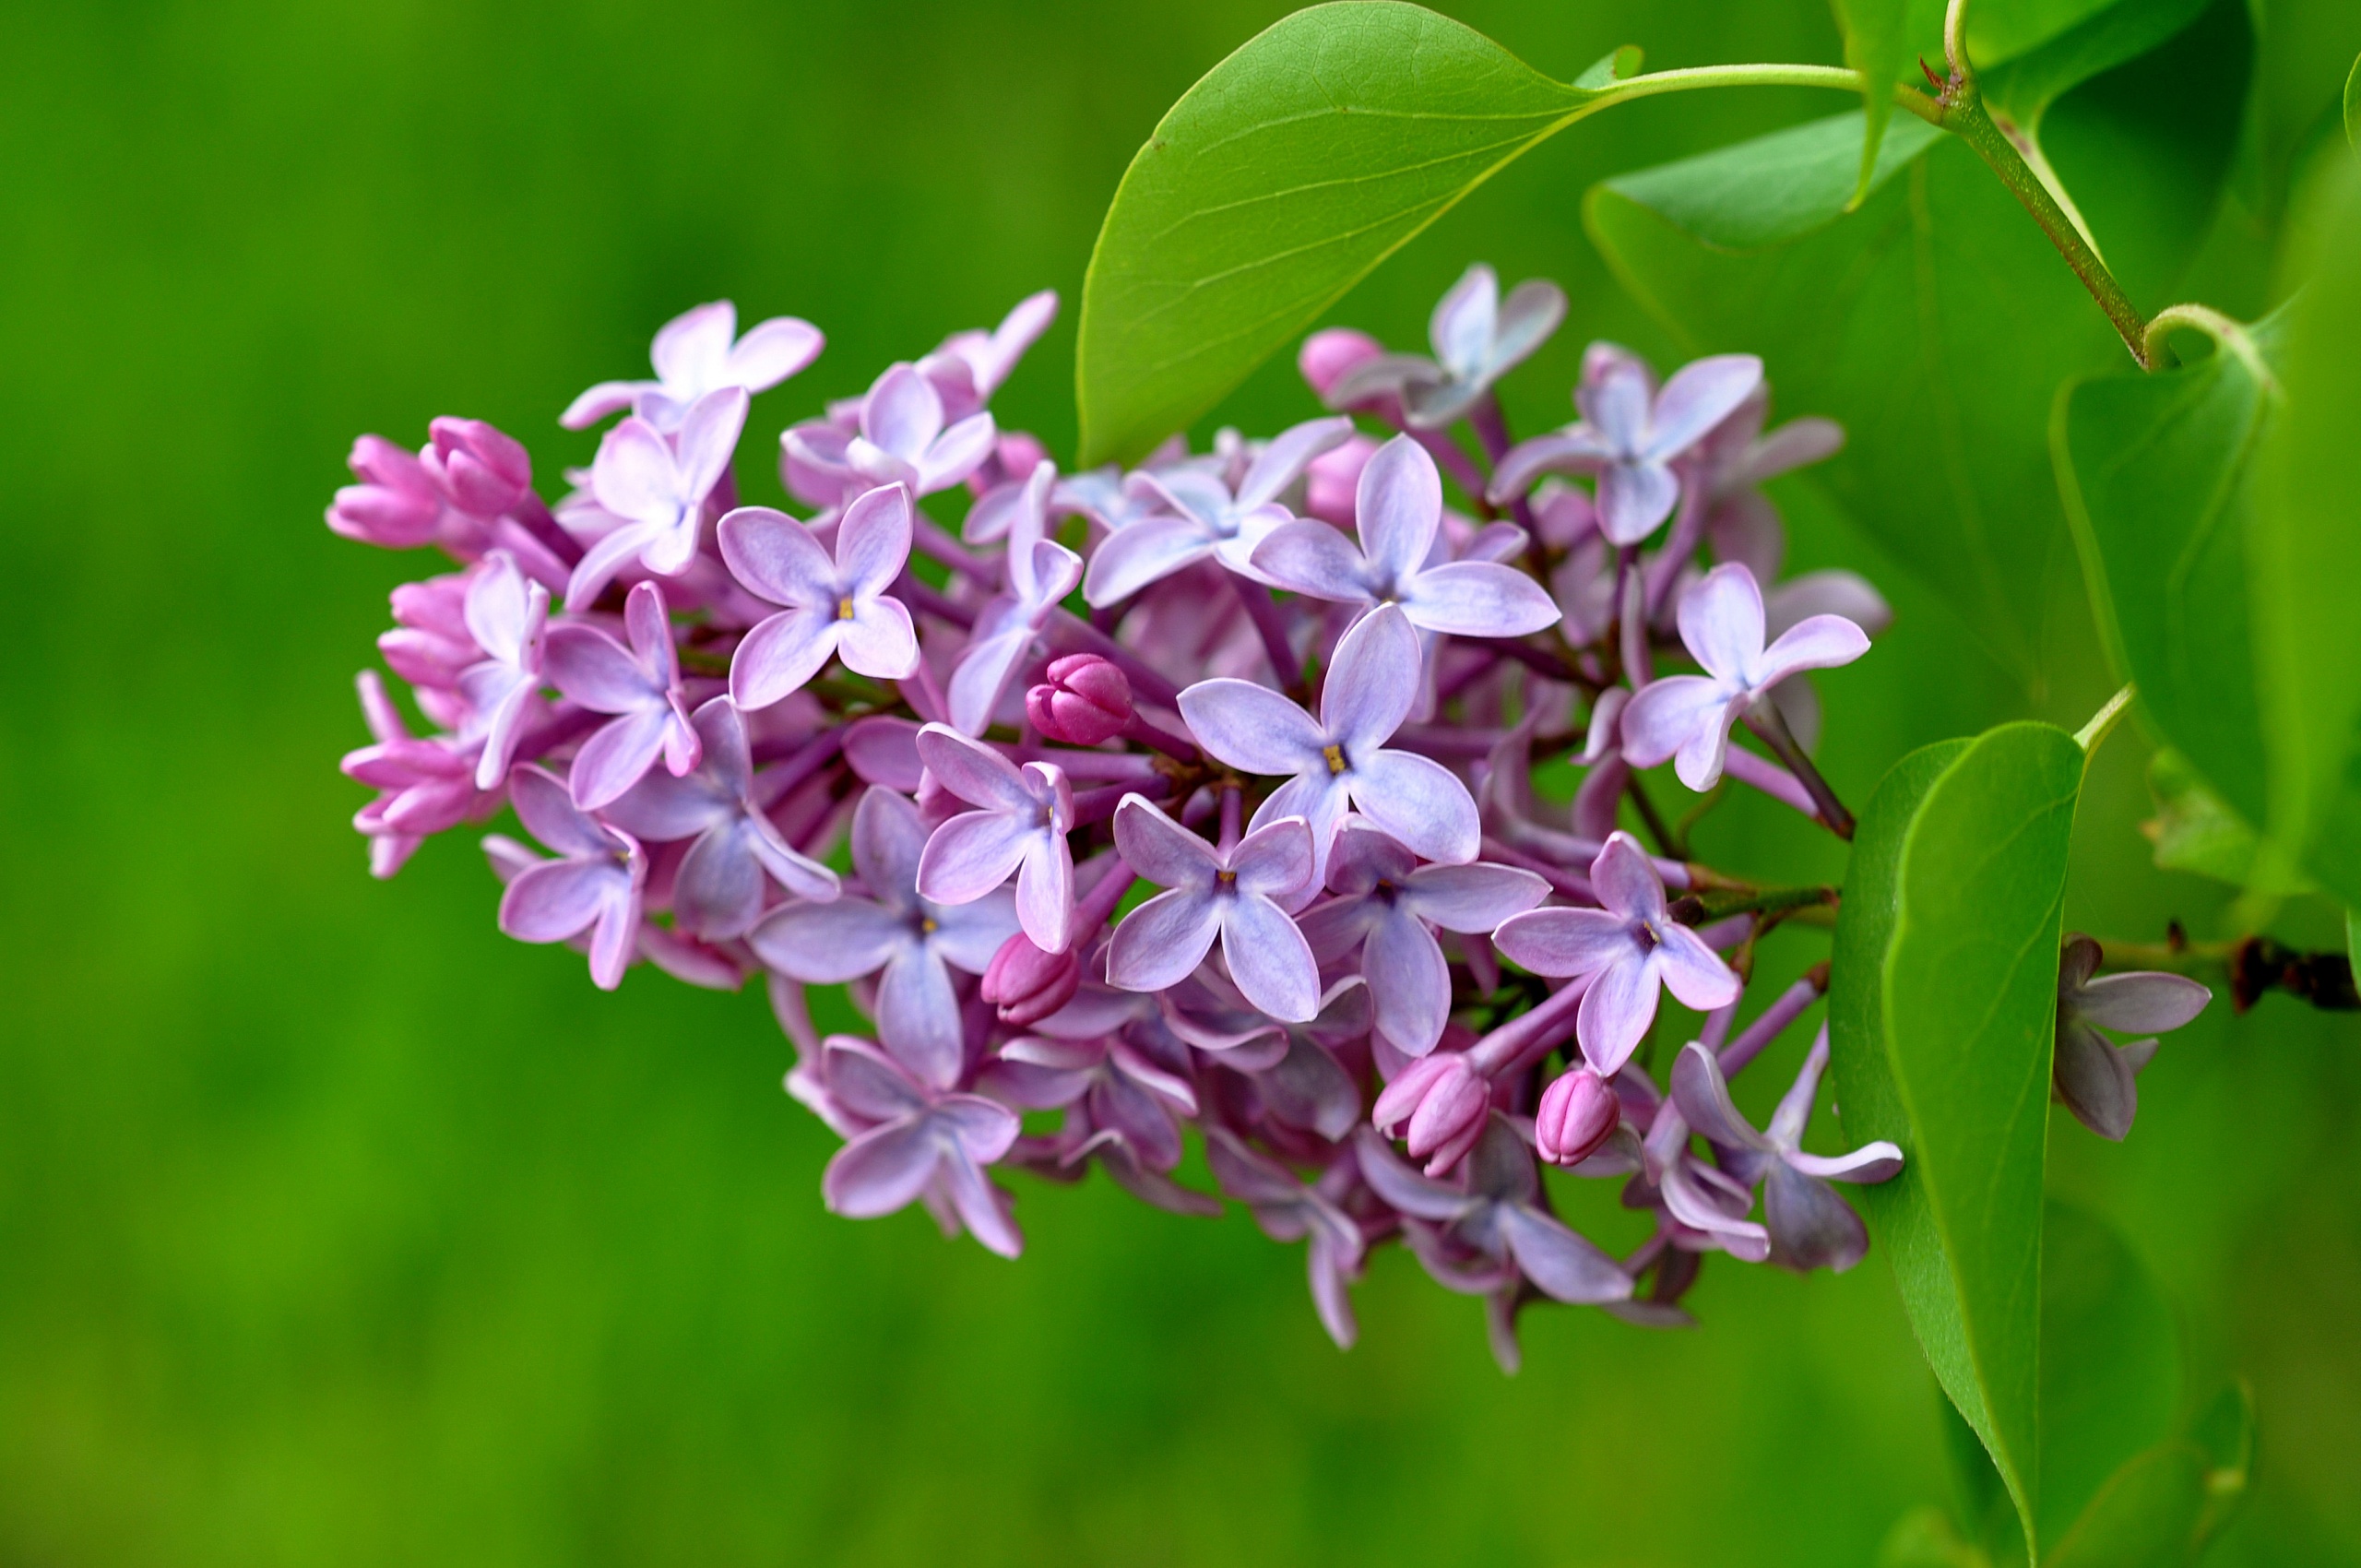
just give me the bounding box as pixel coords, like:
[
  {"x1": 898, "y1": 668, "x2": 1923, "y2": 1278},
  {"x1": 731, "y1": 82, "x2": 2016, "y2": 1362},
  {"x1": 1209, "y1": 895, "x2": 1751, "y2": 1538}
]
[
  {"x1": 1074, "y1": 2, "x2": 1605, "y2": 466},
  {"x1": 1830, "y1": 723, "x2": 2087, "y2": 1560}
]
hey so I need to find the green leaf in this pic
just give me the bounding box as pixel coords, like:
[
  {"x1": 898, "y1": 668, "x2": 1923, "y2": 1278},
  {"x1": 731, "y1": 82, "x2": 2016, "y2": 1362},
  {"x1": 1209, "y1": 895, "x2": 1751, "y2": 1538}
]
[
  {"x1": 2348, "y1": 908, "x2": 2360, "y2": 975},
  {"x1": 2188, "y1": 1380, "x2": 2256, "y2": 1551},
  {"x1": 2140, "y1": 748, "x2": 2311, "y2": 893},
  {"x1": 1831, "y1": 0, "x2": 1926, "y2": 208},
  {"x1": 1879, "y1": 1504, "x2": 1996, "y2": 1568},
  {"x1": 1830, "y1": 724, "x2": 2086, "y2": 1560},
  {"x1": 2037, "y1": 1203, "x2": 2179, "y2": 1550},
  {"x1": 2053, "y1": 307, "x2": 2285, "y2": 829},
  {"x1": 1591, "y1": 0, "x2": 2250, "y2": 683},
  {"x1": 1074, "y1": 3, "x2": 1604, "y2": 466},
  {"x1": 2344, "y1": 53, "x2": 2359, "y2": 157},
  {"x1": 1602, "y1": 109, "x2": 1941, "y2": 248},
  {"x1": 2251, "y1": 167, "x2": 2361, "y2": 911},
  {"x1": 1573, "y1": 44, "x2": 1643, "y2": 92},
  {"x1": 2040, "y1": 1443, "x2": 2210, "y2": 1568}
]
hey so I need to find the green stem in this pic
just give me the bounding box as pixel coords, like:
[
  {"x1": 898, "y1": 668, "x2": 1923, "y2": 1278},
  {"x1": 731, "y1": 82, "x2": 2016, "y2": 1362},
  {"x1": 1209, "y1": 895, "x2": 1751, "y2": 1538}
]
[{"x1": 1596, "y1": 64, "x2": 1945, "y2": 126}]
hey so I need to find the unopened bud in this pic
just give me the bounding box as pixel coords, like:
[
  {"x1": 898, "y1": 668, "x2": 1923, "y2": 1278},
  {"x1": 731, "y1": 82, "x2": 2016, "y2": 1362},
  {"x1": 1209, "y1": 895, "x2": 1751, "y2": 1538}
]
[
  {"x1": 1370, "y1": 1051, "x2": 1489, "y2": 1175},
  {"x1": 427, "y1": 417, "x2": 533, "y2": 517},
  {"x1": 980, "y1": 930, "x2": 1081, "y2": 1028},
  {"x1": 1305, "y1": 434, "x2": 1379, "y2": 528},
  {"x1": 1026, "y1": 653, "x2": 1133, "y2": 746},
  {"x1": 1298, "y1": 327, "x2": 1385, "y2": 400},
  {"x1": 1535, "y1": 1067, "x2": 1618, "y2": 1167}
]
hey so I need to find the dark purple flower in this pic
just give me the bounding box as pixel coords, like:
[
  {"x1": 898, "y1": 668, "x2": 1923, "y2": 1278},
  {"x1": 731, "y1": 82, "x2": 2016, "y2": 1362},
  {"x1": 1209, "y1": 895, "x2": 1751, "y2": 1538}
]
[
  {"x1": 814, "y1": 1036, "x2": 1024, "y2": 1258},
  {"x1": 2052, "y1": 934, "x2": 2211, "y2": 1140}
]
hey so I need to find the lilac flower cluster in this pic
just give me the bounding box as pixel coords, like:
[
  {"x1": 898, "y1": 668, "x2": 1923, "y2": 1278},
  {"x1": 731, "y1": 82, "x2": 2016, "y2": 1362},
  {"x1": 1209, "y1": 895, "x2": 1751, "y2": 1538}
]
[{"x1": 329, "y1": 266, "x2": 2201, "y2": 1366}]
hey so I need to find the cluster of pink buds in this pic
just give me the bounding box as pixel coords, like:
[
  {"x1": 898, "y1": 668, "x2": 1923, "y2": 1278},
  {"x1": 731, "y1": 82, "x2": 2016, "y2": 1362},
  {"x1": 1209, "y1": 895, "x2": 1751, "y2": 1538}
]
[{"x1": 332, "y1": 267, "x2": 1962, "y2": 1368}]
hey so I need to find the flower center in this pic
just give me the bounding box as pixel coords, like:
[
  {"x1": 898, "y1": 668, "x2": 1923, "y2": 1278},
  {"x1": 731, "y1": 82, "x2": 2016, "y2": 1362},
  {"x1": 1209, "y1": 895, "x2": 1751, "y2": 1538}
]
[
  {"x1": 836, "y1": 596, "x2": 857, "y2": 621},
  {"x1": 920, "y1": 916, "x2": 939, "y2": 935},
  {"x1": 1323, "y1": 743, "x2": 1348, "y2": 775},
  {"x1": 1216, "y1": 868, "x2": 1237, "y2": 888}
]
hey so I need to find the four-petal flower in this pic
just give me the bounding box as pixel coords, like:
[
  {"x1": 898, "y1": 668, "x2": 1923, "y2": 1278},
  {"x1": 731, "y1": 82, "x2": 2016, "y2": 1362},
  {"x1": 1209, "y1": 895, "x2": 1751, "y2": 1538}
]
[
  {"x1": 1321, "y1": 263, "x2": 1566, "y2": 430},
  {"x1": 814, "y1": 1036, "x2": 1024, "y2": 1258},
  {"x1": 561, "y1": 299, "x2": 823, "y2": 432},
  {"x1": 1104, "y1": 794, "x2": 1321, "y2": 1021},
  {"x1": 913, "y1": 723, "x2": 1075, "y2": 954},
  {"x1": 2052, "y1": 934, "x2": 2212, "y2": 1141},
  {"x1": 494, "y1": 764, "x2": 647, "y2": 991},
  {"x1": 718, "y1": 482, "x2": 922, "y2": 710},
  {"x1": 543, "y1": 580, "x2": 703, "y2": 811},
  {"x1": 564, "y1": 386, "x2": 748, "y2": 609}
]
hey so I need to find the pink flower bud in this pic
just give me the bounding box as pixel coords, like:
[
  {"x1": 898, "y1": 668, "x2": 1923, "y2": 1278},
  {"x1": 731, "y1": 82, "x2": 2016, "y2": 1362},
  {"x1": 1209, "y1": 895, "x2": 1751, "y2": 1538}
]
[
  {"x1": 427, "y1": 417, "x2": 533, "y2": 517},
  {"x1": 326, "y1": 435, "x2": 443, "y2": 548},
  {"x1": 1370, "y1": 1051, "x2": 1489, "y2": 1175},
  {"x1": 1305, "y1": 434, "x2": 1379, "y2": 528},
  {"x1": 1299, "y1": 328, "x2": 1385, "y2": 399},
  {"x1": 980, "y1": 930, "x2": 1082, "y2": 1028},
  {"x1": 1535, "y1": 1067, "x2": 1618, "y2": 1167},
  {"x1": 1026, "y1": 653, "x2": 1133, "y2": 746}
]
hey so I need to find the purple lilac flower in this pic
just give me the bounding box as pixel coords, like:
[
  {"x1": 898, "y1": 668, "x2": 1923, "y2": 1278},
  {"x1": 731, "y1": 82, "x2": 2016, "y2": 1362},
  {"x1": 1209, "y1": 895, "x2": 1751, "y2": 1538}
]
[
  {"x1": 1250, "y1": 435, "x2": 1562, "y2": 638},
  {"x1": 494, "y1": 764, "x2": 647, "y2": 991},
  {"x1": 920, "y1": 290, "x2": 1058, "y2": 422},
  {"x1": 1081, "y1": 415, "x2": 1353, "y2": 605},
  {"x1": 1320, "y1": 263, "x2": 1566, "y2": 430},
  {"x1": 1534, "y1": 1065, "x2": 1619, "y2": 1168},
  {"x1": 561, "y1": 299, "x2": 824, "y2": 432},
  {"x1": 1492, "y1": 832, "x2": 1740, "y2": 1075},
  {"x1": 1299, "y1": 820, "x2": 1546, "y2": 1056},
  {"x1": 948, "y1": 463, "x2": 1084, "y2": 733},
  {"x1": 601, "y1": 695, "x2": 840, "y2": 940},
  {"x1": 913, "y1": 723, "x2": 1075, "y2": 954},
  {"x1": 718, "y1": 482, "x2": 922, "y2": 710},
  {"x1": 1104, "y1": 794, "x2": 1319, "y2": 1021},
  {"x1": 813, "y1": 1036, "x2": 1024, "y2": 1258},
  {"x1": 565, "y1": 387, "x2": 747, "y2": 609},
  {"x1": 1370, "y1": 1048, "x2": 1493, "y2": 1174},
  {"x1": 1671, "y1": 1030, "x2": 1904, "y2": 1272},
  {"x1": 750, "y1": 787, "x2": 1018, "y2": 1088},
  {"x1": 1620, "y1": 563, "x2": 1869, "y2": 791},
  {"x1": 456, "y1": 551, "x2": 550, "y2": 789},
  {"x1": 784, "y1": 362, "x2": 997, "y2": 505},
  {"x1": 1178, "y1": 604, "x2": 1480, "y2": 878},
  {"x1": 1489, "y1": 346, "x2": 1762, "y2": 545},
  {"x1": 2053, "y1": 934, "x2": 2212, "y2": 1140},
  {"x1": 1205, "y1": 1129, "x2": 1369, "y2": 1348},
  {"x1": 542, "y1": 580, "x2": 702, "y2": 811},
  {"x1": 343, "y1": 671, "x2": 498, "y2": 876}
]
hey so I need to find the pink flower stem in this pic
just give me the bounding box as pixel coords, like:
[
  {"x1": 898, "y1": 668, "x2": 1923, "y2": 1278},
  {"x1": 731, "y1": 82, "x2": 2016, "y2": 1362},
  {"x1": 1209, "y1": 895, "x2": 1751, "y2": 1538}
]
[
  {"x1": 910, "y1": 516, "x2": 996, "y2": 585},
  {"x1": 1716, "y1": 970, "x2": 1828, "y2": 1078},
  {"x1": 1228, "y1": 576, "x2": 1305, "y2": 696},
  {"x1": 1470, "y1": 971, "x2": 1596, "y2": 1079},
  {"x1": 1044, "y1": 611, "x2": 1180, "y2": 709},
  {"x1": 1217, "y1": 785, "x2": 1242, "y2": 857},
  {"x1": 1121, "y1": 713, "x2": 1199, "y2": 762}
]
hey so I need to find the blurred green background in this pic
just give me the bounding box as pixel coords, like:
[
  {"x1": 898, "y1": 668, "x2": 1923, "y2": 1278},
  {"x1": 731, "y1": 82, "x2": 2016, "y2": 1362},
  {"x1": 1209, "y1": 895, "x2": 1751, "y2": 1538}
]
[{"x1": 3, "y1": 1, "x2": 2356, "y2": 1562}]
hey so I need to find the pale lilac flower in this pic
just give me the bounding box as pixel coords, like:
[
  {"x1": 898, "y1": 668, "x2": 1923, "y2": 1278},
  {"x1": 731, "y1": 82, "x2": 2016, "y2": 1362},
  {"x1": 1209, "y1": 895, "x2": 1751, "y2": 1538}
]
[
  {"x1": 1370, "y1": 1049, "x2": 1491, "y2": 1174},
  {"x1": 784, "y1": 362, "x2": 998, "y2": 505},
  {"x1": 1534, "y1": 1065, "x2": 1619, "y2": 1167},
  {"x1": 1489, "y1": 347, "x2": 1762, "y2": 545},
  {"x1": 560, "y1": 299, "x2": 824, "y2": 432},
  {"x1": 343, "y1": 671, "x2": 497, "y2": 876},
  {"x1": 1178, "y1": 604, "x2": 1479, "y2": 877},
  {"x1": 601, "y1": 695, "x2": 840, "y2": 939},
  {"x1": 1299, "y1": 821, "x2": 1546, "y2": 1056},
  {"x1": 1620, "y1": 563, "x2": 1869, "y2": 790},
  {"x1": 815, "y1": 1036, "x2": 1024, "y2": 1258},
  {"x1": 1358, "y1": 1120, "x2": 1631, "y2": 1304},
  {"x1": 564, "y1": 387, "x2": 747, "y2": 610},
  {"x1": 718, "y1": 482, "x2": 921, "y2": 710},
  {"x1": 1081, "y1": 415, "x2": 1353, "y2": 605},
  {"x1": 456, "y1": 551, "x2": 549, "y2": 789},
  {"x1": 1492, "y1": 832, "x2": 1740, "y2": 1075},
  {"x1": 985, "y1": 1031, "x2": 1196, "y2": 1175},
  {"x1": 1104, "y1": 794, "x2": 1320, "y2": 1021},
  {"x1": 1205, "y1": 1129, "x2": 1368, "y2": 1348},
  {"x1": 947, "y1": 464, "x2": 1083, "y2": 733},
  {"x1": 1671, "y1": 1030, "x2": 1904, "y2": 1272},
  {"x1": 749, "y1": 788, "x2": 1018, "y2": 1088},
  {"x1": 1691, "y1": 388, "x2": 1845, "y2": 577},
  {"x1": 913, "y1": 723, "x2": 1074, "y2": 954},
  {"x1": 919, "y1": 290, "x2": 1058, "y2": 422},
  {"x1": 1251, "y1": 435, "x2": 1561, "y2": 638},
  {"x1": 543, "y1": 580, "x2": 702, "y2": 811},
  {"x1": 1322, "y1": 264, "x2": 1567, "y2": 430},
  {"x1": 495, "y1": 764, "x2": 647, "y2": 991},
  {"x1": 2053, "y1": 934, "x2": 2211, "y2": 1141}
]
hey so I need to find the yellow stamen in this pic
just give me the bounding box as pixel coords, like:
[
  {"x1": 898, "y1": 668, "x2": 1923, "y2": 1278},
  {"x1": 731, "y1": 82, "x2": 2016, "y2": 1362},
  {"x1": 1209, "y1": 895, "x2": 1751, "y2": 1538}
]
[
  {"x1": 836, "y1": 596, "x2": 857, "y2": 621},
  {"x1": 1323, "y1": 743, "x2": 1347, "y2": 775}
]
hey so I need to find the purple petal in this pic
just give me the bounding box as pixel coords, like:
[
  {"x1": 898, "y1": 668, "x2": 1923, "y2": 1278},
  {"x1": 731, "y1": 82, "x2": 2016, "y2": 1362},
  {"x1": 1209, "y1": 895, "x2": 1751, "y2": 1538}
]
[
  {"x1": 1667, "y1": 1042, "x2": 1775, "y2": 1153},
  {"x1": 918, "y1": 412, "x2": 999, "y2": 493},
  {"x1": 724, "y1": 315, "x2": 824, "y2": 391},
  {"x1": 1486, "y1": 430, "x2": 1612, "y2": 504},
  {"x1": 1619, "y1": 674, "x2": 1731, "y2": 770},
  {"x1": 507, "y1": 765, "x2": 616, "y2": 857},
  {"x1": 672, "y1": 821, "x2": 767, "y2": 940},
  {"x1": 544, "y1": 624, "x2": 658, "y2": 714},
  {"x1": 1356, "y1": 435, "x2": 1442, "y2": 588},
  {"x1": 650, "y1": 301, "x2": 736, "y2": 386},
  {"x1": 844, "y1": 717, "x2": 925, "y2": 791},
  {"x1": 1220, "y1": 894, "x2": 1322, "y2": 1022},
  {"x1": 862, "y1": 363, "x2": 943, "y2": 457},
  {"x1": 1487, "y1": 279, "x2": 1566, "y2": 375},
  {"x1": 1346, "y1": 748, "x2": 1478, "y2": 865},
  {"x1": 1428, "y1": 263, "x2": 1498, "y2": 377},
  {"x1": 1762, "y1": 1161, "x2": 1869, "y2": 1273},
  {"x1": 1402, "y1": 862, "x2": 1548, "y2": 932},
  {"x1": 748, "y1": 896, "x2": 908, "y2": 982},
  {"x1": 937, "y1": 1093, "x2": 1022, "y2": 1164},
  {"x1": 1106, "y1": 889, "x2": 1222, "y2": 992},
  {"x1": 1253, "y1": 774, "x2": 1354, "y2": 882},
  {"x1": 1325, "y1": 819, "x2": 1419, "y2": 895},
  {"x1": 1082, "y1": 515, "x2": 1214, "y2": 605},
  {"x1": 602, "y1": 767, "x2": 730, "y2": 843},
  {"x1": 1237, "y1": 415, "x2": 1354, "y2": 510},
  {"x1": 827, "y1": 483, "x2": 913, "y2": 597},
  {"x1": 569, "y1": 707, "x2": 673, "y2": 811},
  {"x1": 1576, "y1": 954, "x2": 1660, "y2": 1075},
  {"x1": 1364, "y1": 906, "x2": 1450, "y2": 1054},
  {"x1": 945, "y1": 627, "x2": 1031, "y2": 737},
  {"x1": 937, "y1": 1144, "x2": 1024, "y2": 1258},
  {"x1": 1645, "y1": 354, "x2": 1762, "y2": 460},
  {"x1": 824, "y1": 1119, "x2": 940, "y2": 1218},
  {"x1": 561, "y1": 379, "x2": 649, "y2": 431},
  {"x1": 1596, "y1": 459, "x2": 1681, "y2": 546},
  {"x1": 742, "y1": 812, "x2": 841, "y2": 901},
  {"x1": 916, "y1": 723, "x2": 1035, "y2": 814},
  {"x1": 718, "y1": 505, "x2": 836, "y2": 609},
  {"x1": 1014, "y1": 834, "x2": 1074, "y2": 953},
  {"x1": 501, "y1": 858, "x2": 623, "y2": 944},
  {"x1": 916, "y1": 809, "x2": 1033, "y2": 906},
  {"x1": 1352, "y1": 1125, "x2": 1472, "y2": 1220},
  {"x1": 1756, "y1": 613, "x2": 1869, "y2": 690},
  {"x1": 1653, "y1": 925, "x2": 1740, "y2": 1011},
  {"x1": 1677, "y1": 563, "x2": 1768, "y2": 687},
  {"x1": 671, "y1": 387, "x2": 749, "y2": 502},
  {"x1": 848, "y1": 788, "x2": 927, "y2": 906},
  {"x1": 1399, "y1": 560, "x2": 1561, "y2": 639},
  {"x1": 836, "y1": 595, "x2": 920, "y2": 682},
  {"x1": 822, "y1": 1036, "x2": 931, "y2": 1121},
  {"x1": 923, "y1": 889, "x2": 1019, "y2": 973},
  {"x1": 1178, "y1": 678, "x2": 1325, "y2": 776},
  {"x1": 2054, "y1": 1018, "x2": 2139, "y2": 1141},
  {"x1": 2071, "y1": 970, "x2": 2212, "y2": 1033},
  {"x1": 1321, "y1": 604, "x2": 1419, "y2": 753},
  {"x1": 875, "y1": 944, "x2": 966, "y2": 1089},
  {"x1": 1230, "y1": 816, "x2": 1316, "y2": 899},
  {"x1": 1499, "y1": 1206, "x2": 1631, "y2": 1303},
  {"x1": 730, "y1": 609, "x2": 839, "y2": 711},
  {"x1": 1258, "y1": 1035, "x2": 1361, "y2": 1141},
  {"x1": 1249, "y1": 519, "x2": 1374, "y2": 604},
  {"x1": 590, "y1": 417, "x2": 682, "y2": 529},
  {"x1": 1492, "y1": 907, "x2": 1633, "y2": 978},
  {"x1": 1112, "y1": 794, "x2": 1220, "y2": 888},
  {"x1": 562, "y1": 520, "x2": 661, "y2": 612}
]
